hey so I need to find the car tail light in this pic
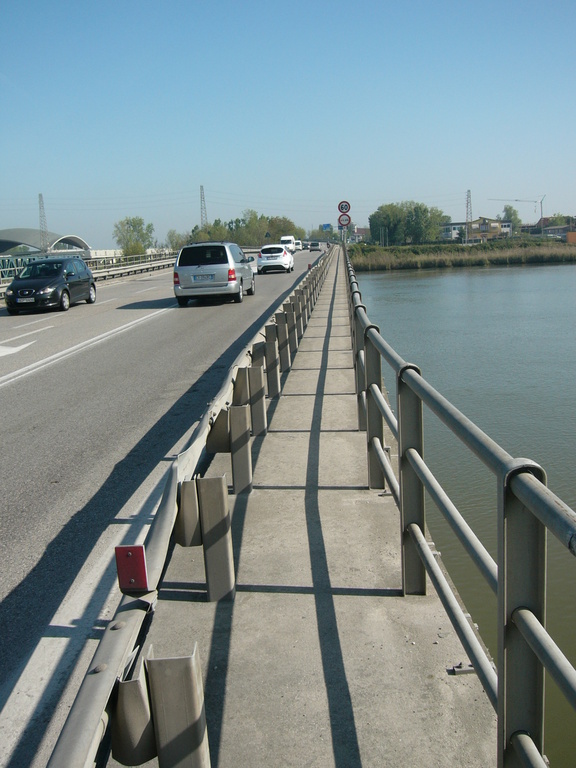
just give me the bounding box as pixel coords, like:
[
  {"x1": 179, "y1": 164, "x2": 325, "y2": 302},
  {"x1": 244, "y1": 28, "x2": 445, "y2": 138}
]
[
  {"x1": 174, "y1": 271, "x2": 180, "y2": 285},
  {"x1": 228, "y1": 268, "x2": 236, "y2": 282}
]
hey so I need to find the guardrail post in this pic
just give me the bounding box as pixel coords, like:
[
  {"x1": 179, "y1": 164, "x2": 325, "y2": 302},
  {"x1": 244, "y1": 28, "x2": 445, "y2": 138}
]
[
  {"x1": 275, "y1": 311, "x2": 291, "y2": 371},
  {"x1": 497, "y1": 460, "x2": 547, "y2": 767},
  {"x1": 265, "y1": 324, "x2": 281, "y2": 398},
  {"x1": 146, "y1": 643, "x2": 211, "y2": 767},
  {"x1": 294, "y1": 295, "x2": 304, "y2": 339},
  {"x1": 295, "y1": 289, "x2": 308, "y2": 329},
  {"x1": 230, "y1": 404, "x2": 252, "y2": 494},
  {"x1": 283, "y1": 302, "x2": 298, "y2": 357},
  {"x1": 233, "y1": 366, "x2": 250, "y2": 406},
  {"x1": 365, "y1": 330, "x2": 385, "y2": 489},
  {"x1": 174, "y1": 479, "x2": 202, "y2": 547},
  {"x1": 248, "y1": 365, "x2": 267, "y2": 436},
  {"x1": 112, "y1": 648, "x2": 156, "y2": 765},
  {"x1": 397, "y1": 364, "x2": 426, "y2": 595},
  {"x1": 198, "y1": 475, "x2": 235, "y2": 601}
]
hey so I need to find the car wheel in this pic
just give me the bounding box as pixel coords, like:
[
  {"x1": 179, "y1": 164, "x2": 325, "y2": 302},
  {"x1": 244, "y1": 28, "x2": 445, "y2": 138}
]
[
  {"x1": 59, "y1": 291, "x2": 70, "y2": 311},
  {"x1": 177, "y1": 297, "x2": 189, "y2": 307},
  {"x1": 247, "y1": 275, "x2": 255, "y2": 295},
  {"x1": 86, "y1": 284, "x2": 96, "y2": 304},
  {"x1": 233, "y1": 282, "x2": 244, "y2": 303}
]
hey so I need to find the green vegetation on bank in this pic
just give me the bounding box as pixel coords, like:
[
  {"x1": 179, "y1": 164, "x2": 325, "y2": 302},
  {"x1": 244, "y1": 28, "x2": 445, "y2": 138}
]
[{"x1": 347, "y1": 238, "x2": 576, "y2": 272}]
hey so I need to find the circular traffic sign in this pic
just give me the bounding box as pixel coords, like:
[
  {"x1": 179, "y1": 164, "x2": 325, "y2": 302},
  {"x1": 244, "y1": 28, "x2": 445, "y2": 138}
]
[
  {"x1": 338, "y1": 213, "x2": 351, "y2": 227},
  {"x1": 338, "y1": 200, "x2": 351, "y2": 214}
]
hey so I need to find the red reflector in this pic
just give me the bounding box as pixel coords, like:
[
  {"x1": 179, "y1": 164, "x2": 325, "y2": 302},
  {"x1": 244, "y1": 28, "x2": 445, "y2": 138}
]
[
  {"x1": 228, "y1": 268, "x2": 236, "y2": 282},
  {"x1": 115, "y1": 545, "x2": 149, "y2": 593}
]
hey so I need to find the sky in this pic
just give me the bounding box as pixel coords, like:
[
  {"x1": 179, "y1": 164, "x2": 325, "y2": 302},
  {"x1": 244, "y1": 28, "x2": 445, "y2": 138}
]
[{"x1": 2, "y1": 0, "x2": 575, "y2": 249}]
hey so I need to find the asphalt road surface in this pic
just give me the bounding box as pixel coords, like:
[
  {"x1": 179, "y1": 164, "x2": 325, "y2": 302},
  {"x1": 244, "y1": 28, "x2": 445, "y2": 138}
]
[{"x1": 0, "y1": 253, "x2": 316, "y2": 767}]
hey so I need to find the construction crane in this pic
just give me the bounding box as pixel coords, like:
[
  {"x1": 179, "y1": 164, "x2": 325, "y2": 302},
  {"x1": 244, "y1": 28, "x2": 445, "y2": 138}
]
[{"x1": 489, "y1": 195, "x2": 546, "y2": 223}]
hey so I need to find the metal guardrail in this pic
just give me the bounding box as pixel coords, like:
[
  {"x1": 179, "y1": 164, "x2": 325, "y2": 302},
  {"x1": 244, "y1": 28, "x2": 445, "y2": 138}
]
[
  {"x1": 345, "y1": 247, "x2": 576, "y2": 767},
  {"x1": 47, "y1": 251, "x2": 333, "y2": 767},
  {"x1": 0, "y1": 252, "x2": 178, "y2": 299}
]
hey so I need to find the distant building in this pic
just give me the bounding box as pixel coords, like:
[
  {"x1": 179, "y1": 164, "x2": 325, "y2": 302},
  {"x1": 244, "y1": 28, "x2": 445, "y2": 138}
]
[
  {"x1": 441, "y1": 217, "x2": 512, "y2": 242},
  {"x1": 348, "y1": 226, "x2": 370, "y2": 243}
]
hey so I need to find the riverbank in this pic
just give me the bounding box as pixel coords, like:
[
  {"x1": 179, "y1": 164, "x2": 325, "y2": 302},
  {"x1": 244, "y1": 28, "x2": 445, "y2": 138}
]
[{"x1": 348, "y1": 238, "x2": 576, "y2": 271}]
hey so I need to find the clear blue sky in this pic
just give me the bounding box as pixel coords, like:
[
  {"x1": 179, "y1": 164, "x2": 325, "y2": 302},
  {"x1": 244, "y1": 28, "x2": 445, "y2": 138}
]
[{"x1": 2, "y1": 0, "x2": 575, "y2": 249}]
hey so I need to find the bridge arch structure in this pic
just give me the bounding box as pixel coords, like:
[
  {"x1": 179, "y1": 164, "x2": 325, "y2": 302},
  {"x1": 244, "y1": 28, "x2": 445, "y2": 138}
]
[{"x1": 0, "y1": 228, "x2": 91, "y2": 254}]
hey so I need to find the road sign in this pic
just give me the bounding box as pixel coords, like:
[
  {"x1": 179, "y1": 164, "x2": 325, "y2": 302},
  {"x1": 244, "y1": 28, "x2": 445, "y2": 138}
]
[
  {"x1": 338, "y1": 213, "x2": 351, "y2": 227},
  {"x1": 338, "y1": 200, "x2": 351, "y2": 214}
]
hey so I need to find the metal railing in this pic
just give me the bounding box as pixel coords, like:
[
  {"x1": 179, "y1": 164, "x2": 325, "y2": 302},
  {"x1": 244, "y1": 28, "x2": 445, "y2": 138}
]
[
  {"x1": 345, "y1": 248, "x2": 576, "y2": 767},
  {"x1": 47, "y1": 252, "x2": 333, "y2": 768},
  {"x1": 0, "y1": 251, "x2": 177, "y2": 298}
]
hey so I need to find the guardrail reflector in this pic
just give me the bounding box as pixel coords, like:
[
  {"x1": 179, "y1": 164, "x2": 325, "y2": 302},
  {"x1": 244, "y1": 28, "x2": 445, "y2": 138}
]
[{"x1": 115, "y1": 545, "x2": 149, "y2": 593}]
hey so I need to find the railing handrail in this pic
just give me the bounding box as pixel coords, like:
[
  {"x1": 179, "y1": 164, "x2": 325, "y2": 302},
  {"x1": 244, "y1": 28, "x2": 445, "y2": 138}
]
[{"x1": 345, "y1": 246, "x2": 576, "y2": 766}]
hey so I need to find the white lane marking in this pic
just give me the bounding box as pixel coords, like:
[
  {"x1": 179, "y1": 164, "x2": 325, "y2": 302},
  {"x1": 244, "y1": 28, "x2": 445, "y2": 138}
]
[
  {"x1": 0, "y1": 341, "x2": 36, "y2": 357},
  {"x1": 2, "y1": 326, "x2": 54, "y2": 343},
  {"x1": 0, "y1": 308, "x2": 171, "y2": 390},
  {"x1": 14, "y1": 317, "x2": 53, "y2": 329}
]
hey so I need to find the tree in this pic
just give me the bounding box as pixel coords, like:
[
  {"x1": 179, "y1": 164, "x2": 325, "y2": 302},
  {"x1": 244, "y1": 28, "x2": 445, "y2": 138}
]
[
  {"x1": 499, "y1": 205, "x2": 522, "y2": 235},
  {"x1": 165, "y1": 229, "x2": 190, "y2": 251},
  {"x1": 113, "y1": 216, "x2": 155, "y2": 257},
  {"x1": 369, "y1": 203, "x2": 407, "y2": 245}
]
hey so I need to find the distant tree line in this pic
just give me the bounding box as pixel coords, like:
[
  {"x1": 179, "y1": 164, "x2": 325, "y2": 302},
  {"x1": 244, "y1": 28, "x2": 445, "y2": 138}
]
[{"x1": 369, "y1": 201, "x2": 450, "y2": 246}]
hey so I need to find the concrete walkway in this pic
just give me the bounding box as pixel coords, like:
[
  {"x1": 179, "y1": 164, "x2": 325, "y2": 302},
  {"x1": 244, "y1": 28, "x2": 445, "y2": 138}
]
[{"x1": 113, "y1": 249, "x2": 496, "y2": 767}]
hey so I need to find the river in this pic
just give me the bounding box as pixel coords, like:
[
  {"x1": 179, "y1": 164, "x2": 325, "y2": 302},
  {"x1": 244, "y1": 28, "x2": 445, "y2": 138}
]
[{"x1": 356, "y1": 263, "x2": 576, "y2": 767}]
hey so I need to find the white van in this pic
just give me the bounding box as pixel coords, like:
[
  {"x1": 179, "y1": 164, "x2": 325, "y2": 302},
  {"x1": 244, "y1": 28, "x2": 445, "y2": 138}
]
[{"x1": 280, "y1": 235, "x2": 296, "y2": 254}]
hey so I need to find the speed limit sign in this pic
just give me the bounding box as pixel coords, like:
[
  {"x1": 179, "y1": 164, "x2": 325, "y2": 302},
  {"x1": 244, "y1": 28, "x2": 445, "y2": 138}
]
[
  {"x1": 338, "y1": 200, "x2": 351, "y2": 214},
  {"x1": 338, "y1": 213, "x2": 351, "y2": 227}
]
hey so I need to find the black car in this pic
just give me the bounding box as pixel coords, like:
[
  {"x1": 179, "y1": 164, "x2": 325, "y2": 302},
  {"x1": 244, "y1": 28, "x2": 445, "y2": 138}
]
[{"x1": 4, "y1": 257, "x2": 96, "y2": 314}]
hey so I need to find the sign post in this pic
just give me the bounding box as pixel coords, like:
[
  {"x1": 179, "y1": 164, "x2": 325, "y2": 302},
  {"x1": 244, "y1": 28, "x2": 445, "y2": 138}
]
[{"x1": 337, "y1": 201, "x2": 351, "y2": 241}]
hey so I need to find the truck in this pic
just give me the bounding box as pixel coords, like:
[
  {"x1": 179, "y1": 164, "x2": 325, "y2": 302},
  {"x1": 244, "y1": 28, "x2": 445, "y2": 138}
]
[{"x1": 280, "y1": 235, "x2": 296, "y2": 254}]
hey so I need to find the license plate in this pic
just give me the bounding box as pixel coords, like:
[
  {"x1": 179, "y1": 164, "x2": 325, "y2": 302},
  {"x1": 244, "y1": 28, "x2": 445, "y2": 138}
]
[
  {"x1": 194, "y1": 274, "x2": 214, "y2": 281},
  {"x1": 17, "y1": 297, "x2": 35, "y2": 303}
]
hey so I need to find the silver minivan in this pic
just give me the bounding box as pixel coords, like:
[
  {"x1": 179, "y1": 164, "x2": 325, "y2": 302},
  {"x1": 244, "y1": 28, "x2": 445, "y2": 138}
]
[{"x1": 173, "y1": 242, "x2": 256, "y2": 306}]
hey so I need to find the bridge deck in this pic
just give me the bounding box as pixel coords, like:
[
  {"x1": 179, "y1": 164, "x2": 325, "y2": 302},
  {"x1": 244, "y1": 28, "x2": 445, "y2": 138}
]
[{"x1": 113, "y1": 250, "x2": 496, "y2": 766}]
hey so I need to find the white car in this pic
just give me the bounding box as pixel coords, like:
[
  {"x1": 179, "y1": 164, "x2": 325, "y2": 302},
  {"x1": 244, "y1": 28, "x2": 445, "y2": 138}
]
[
  {"x1": 294, "y1": 240, "x2": 303, "y2": 251},
  {"x1": 257, "y1": 244, "x2": 294, "y2": 274}
]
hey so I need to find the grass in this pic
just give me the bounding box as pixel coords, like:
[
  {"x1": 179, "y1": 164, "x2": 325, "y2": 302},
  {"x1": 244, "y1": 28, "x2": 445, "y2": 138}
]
[{"x1": 347, "y1": 239, "x2": 576, "y2": 272}]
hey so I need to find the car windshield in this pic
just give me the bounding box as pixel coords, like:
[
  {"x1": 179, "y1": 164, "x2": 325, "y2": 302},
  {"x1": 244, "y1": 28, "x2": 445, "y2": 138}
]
[
  {"x1": 178, "y1": 245, "x2": 227, "y2": 266},
  {"x1": 19, "y1": 262, "x2": 63, "y2": 279}
]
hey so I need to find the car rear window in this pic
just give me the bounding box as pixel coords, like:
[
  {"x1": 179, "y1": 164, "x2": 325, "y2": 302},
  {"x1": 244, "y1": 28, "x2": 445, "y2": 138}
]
[
  {"x1": 261, "y1": 247, "x2": 284, "y2": 255},
  {"x1": 178, "y1": 245, "x2": 227, "y2": 266}
]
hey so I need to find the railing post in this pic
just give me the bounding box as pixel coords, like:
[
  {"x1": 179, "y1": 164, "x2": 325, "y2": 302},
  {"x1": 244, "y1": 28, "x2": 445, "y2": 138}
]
[
  {"x1": 497, "y1": 460, "x2": 547, "y2": 767},
  {"x1": 353, "y1": 305, "x2": 367, "y2": 431},
  {"x1": 397, "y1": 364, "x2": 426, "y2": 595},
  {"x1": 365, "y1": 329, "x2": 385, "y2": 489}
]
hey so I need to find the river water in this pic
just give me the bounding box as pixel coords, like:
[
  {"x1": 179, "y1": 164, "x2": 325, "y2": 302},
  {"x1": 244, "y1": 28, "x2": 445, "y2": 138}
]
[{"x1": 356, "y1": 263, "x2": 576, "y2": 766}]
